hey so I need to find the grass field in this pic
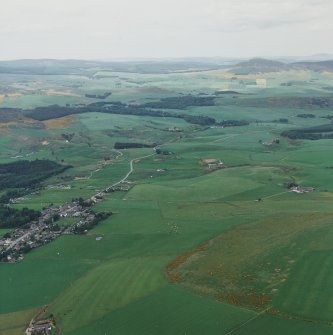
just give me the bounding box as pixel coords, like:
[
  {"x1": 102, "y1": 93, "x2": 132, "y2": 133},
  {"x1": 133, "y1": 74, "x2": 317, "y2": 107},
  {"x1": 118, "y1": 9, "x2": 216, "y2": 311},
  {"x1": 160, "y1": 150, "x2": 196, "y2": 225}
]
[
  {"x1": 273, "y1": 249, "x2": 333, "y2": 321},
  {"x1": 67, "y1": 285, "x2": 256, "y2": 335},
  {"x1": 0, "y1": 229, "x2": 11, "y2": 238},
  {"x1": 1, "y1": 66, "x2": 333, "y2": 334}
]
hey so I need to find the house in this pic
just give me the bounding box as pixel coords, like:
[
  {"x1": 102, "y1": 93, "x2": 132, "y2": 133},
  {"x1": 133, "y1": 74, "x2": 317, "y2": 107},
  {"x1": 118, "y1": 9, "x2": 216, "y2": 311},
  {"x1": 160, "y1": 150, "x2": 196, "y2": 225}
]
[
  {"x1": 290, "y1": 186, "x2": 315, "y2": 194},
  {"x1": 199, "y1": 159, "x2": 224, "y2": 169}
]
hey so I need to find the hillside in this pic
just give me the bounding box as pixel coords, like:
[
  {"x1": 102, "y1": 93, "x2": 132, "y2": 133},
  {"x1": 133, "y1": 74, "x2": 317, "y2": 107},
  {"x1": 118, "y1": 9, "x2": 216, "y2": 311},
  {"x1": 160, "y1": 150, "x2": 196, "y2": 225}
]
[
  {"x1": 228, "y1": 58, "x2": 292, "y2": 74},
  {"x1": 293, "y1": 60, "x2": 333, "y2": 72},
  {"x1": 0, "y1": 59, "x2": 225, "y2": 75},
  {"x1": 229, "y1": 58, "x2": 333, "y2": 74}
]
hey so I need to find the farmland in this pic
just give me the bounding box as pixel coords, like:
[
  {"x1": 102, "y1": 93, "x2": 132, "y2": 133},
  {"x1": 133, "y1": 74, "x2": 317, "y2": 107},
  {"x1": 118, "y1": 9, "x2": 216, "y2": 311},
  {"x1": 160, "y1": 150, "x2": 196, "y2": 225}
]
[{"x1": 1, "y1": 59, "x2": 333, "y2": 334}]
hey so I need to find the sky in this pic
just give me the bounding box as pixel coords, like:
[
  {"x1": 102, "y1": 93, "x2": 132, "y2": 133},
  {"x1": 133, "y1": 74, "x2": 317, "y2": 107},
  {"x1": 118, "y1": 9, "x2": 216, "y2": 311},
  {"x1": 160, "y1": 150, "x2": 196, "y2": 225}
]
[{"x1": 1, "y1": 0, "x2": 333, "y2": 60}]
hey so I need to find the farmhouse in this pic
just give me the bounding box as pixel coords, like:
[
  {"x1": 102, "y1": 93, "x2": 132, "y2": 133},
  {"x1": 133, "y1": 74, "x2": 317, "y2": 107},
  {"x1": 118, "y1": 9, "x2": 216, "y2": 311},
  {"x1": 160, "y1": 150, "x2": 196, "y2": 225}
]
[
  {"x1": 256, "y1": 78, "x2": 267, "y2": 88},
  {"x1": 26, "y1": 320, "x2": 53, "y2": 335},
  {"x1": 290, "y1": 186, "x2": 315, "y2": 194},
  {"x1": 199, "y1": 159, "x2": 224, "y2": 169}
]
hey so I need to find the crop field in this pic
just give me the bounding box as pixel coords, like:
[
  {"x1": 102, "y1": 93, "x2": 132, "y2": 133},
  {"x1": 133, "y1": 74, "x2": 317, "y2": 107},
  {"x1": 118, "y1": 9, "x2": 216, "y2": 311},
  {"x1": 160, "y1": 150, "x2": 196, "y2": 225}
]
[{"x1": 1, "y1": 63, "x2": 333, "y2": 334}]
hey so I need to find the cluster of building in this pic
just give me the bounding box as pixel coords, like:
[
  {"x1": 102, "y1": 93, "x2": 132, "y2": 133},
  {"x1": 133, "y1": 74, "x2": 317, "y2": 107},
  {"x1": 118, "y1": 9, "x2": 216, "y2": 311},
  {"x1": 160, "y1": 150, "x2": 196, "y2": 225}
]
[
  {"x1": 0, "y1": 221, "x2": 61, "y2": 262},
  {"x1": 46, "y1": 184, "x2": 71, "y2": 190},
  {"x1": 199, "y1": 158, "x2": 224, "y2": 170},
  {"x1": 105, "y1": 183, "x2": 130, "y2": 193},
  {"x1": 26, "y1": 317, "x2": 54, "y2": 335},
  {"x1": 0, "y1": 167, "x2": 135, "y2": 263},
  {"x1": 290, "y1": 186, "x2": 315, "y2": 194},
  {"x1": 0, "y1": 199, "x2": 101, "y2": 262}
]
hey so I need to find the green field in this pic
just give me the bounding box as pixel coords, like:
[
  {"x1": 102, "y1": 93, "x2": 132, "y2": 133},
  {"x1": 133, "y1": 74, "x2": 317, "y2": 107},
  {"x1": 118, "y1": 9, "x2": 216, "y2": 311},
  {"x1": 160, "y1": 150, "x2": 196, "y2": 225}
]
[{"x1": 1, "y1": 63, "x2": 333, "y2": 334}]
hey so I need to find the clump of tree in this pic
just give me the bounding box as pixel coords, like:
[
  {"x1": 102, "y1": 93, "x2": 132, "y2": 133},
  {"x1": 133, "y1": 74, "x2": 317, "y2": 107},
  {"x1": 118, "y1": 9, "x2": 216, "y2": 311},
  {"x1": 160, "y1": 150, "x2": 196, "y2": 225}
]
[
  {"x1": 0, "y1": 189, "x2": 31, "y2": 204},
  {"x1": 218, "y1": 120, "x2": 249, "y2": 127},
  {"x1": 281, "y1": 123, "x2": 333, "y2": 140},
  {"x1": 72, "y1": 197, "x2": 92, "y2": 207},
  {"x1": 274, "y1": 118, "x2": 289, "y2": 123},
  {"x1": 322, "y1": 115, "x2": 333, "y2": 121},
  {"x1": 0, "y1": 206, "x2": 41, "y2": 228},
  {"x1": 182, "y1": 115, "x2": 216, "y2": 126},
  {"x1": 85, "y1": 92, "x2": 112, "y2": 99},
  {"x1": 287, "y1": 182, "x2": 298, "y2": 189},
  {"x1": 114, "y1": 142, "x2": 156, "y2": 149},
  {"x1": 215, "y1": 90, "x2": 241, "y2": 95},
  {"x1": 297, "y1": 113, "x2": 315, "y2": 118},
  {"x1": 25, "y1": 105, "x2": 86, "y2": 121},
  {"x1": 156, "y1": 148, "x2": 173, "y2": 155},
  {"x1": 61, "y1": 133, "x2": 75, "y2": 141},
  {"x1": 142, "y1": 95, "x2": 216, "y2": 109},
  {"x1": 0, "y1": 159, "x2": 72, "y2": 191}
]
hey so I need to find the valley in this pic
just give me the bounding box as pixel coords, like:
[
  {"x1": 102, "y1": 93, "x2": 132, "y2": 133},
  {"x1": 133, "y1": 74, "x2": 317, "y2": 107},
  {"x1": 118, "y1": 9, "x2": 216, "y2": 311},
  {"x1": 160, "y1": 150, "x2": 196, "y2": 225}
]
[{"x1": 1, "y1": 58, "x2": 333, "y2": 334}]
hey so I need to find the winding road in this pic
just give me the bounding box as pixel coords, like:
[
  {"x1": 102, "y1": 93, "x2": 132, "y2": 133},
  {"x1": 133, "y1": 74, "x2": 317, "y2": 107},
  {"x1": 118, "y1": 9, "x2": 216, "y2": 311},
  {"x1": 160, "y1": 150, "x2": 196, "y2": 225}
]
[
  {"x1": 111, "y1": 152, "x2": 156, "y2": 187},
  {"x1": 4, "y1": 150, "x2": 156, "y2": 253},
  {"x1": 94, "y1": 150, "x2": 156, "y2": 197}
]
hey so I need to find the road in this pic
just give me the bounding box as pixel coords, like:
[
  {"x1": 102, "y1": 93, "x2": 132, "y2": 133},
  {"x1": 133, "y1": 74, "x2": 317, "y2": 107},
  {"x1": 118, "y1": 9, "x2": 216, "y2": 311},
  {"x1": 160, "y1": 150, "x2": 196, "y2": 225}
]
[
  {"x1": 3, "y1": 150, "x2": 156, "y2": 254},
  {"x1": 93, "y1": 150, "x2": 156, "y2": 197},
  {"x1": 111, "y1": 152, "x2": 156, "y2": 188}
]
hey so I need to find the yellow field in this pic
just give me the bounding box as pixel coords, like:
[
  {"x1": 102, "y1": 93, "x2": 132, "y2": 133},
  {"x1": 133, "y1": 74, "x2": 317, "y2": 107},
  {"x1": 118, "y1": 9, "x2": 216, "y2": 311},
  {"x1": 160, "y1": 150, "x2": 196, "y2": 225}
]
[
  {"x1": 43, "y1": 115, "x2": 76, "y2": 129},
  {"x1": 46, "y1": 90, "x2": 78, "y2": 97},
  {"x1": 0, "y1": 93, "x2": 22, "y2": 103}
]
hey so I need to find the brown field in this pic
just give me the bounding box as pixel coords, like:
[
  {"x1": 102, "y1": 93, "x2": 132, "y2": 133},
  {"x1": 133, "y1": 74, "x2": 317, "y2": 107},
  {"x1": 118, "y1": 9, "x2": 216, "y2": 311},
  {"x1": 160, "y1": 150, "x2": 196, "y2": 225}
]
[
  {"x1": 43, "y1": 115, "x2": 76, "y2": 129},
  {"x1": 167, "y1": 212, "x2": 333, "y2": 310},
  {"x1": 166, "y1": 242, "x2": 209, "y2": 283}
]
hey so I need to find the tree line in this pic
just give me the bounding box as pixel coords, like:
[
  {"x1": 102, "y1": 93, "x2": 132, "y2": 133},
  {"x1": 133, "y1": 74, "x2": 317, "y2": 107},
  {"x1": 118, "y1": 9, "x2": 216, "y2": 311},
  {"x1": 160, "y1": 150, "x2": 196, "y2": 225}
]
[
  {"x1": 0, "y1": 206, "x2": 40, "y2": 229},
  {"x1": 0, "y1": 159, "x2": 71, "y2": 191},
  {"x1": 281, "y1": 123, "x2": 333, "y2": 140},
  {"x1": 114, "y1": 142, "x2": 156, "y2": 149}
]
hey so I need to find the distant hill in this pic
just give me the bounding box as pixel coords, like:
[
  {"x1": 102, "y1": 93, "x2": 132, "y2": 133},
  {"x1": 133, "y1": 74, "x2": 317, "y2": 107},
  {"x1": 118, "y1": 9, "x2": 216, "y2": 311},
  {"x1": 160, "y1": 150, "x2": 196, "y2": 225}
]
[
  {"x1": 228, "y1": 58, "x2": 291, "y2": 74},
  {"x1": 0, "y1": 59, "x2": 226, "y2": 75},
  {"x1": 228, "y1": 58, "x2": 333, "y2": 74},
  {"x1": 0, "y1": 59, "x2": 97, "y2": 75},
  {"x1": 1, "y1": 58, "x2": 333, "y2": 76},
  {"x1": 293, "y1": 60, "x2": 333, "y2": 72}
]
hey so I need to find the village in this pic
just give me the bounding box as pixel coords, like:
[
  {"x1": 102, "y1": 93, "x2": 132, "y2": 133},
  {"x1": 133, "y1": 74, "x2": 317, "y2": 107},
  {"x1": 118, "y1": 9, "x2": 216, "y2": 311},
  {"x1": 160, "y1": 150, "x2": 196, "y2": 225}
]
[
  {"x1": 0, "y1": 193, "x2": 111, "y2": 263},
  {"x1": 0, "y1": 150, "x2": 155, "y2": 264}
]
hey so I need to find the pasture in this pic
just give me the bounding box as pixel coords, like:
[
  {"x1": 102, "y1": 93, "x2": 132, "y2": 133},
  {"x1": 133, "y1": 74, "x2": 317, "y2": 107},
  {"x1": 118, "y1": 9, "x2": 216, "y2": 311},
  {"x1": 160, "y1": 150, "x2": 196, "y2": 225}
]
[{"x1": 1, "y1": 66, "x2": 333, "y2": 334}]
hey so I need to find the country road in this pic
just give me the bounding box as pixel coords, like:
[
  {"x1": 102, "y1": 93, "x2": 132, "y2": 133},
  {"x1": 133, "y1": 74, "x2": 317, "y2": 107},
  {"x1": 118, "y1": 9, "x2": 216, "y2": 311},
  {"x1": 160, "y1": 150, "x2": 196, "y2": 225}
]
[
  {"x1": 3, "y1": 150, "x2": 156, "y2": 254},
  {"x1": 95, "y1": 150, "x2": 156, "y2": 196},
  {"x1": 110, "y1": 151, "x2": 156, "y2": 188}
]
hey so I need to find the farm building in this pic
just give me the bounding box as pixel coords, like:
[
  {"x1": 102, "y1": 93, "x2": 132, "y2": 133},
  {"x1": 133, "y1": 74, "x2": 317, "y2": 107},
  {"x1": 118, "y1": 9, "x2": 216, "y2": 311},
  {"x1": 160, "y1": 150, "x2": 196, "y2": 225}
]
[{"x1": 199, "y1": 159, "x2": 224, "y2": 169}]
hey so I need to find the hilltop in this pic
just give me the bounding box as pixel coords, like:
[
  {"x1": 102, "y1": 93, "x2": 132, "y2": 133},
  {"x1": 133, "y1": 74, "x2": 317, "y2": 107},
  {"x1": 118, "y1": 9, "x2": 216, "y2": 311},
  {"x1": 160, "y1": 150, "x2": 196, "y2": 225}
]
[
  {"x1": 228, "y1": 58, "x2": 291, "y2": 74},
  {"x1": 228, "y1": 57, "x2": 333, "y2": 74}
]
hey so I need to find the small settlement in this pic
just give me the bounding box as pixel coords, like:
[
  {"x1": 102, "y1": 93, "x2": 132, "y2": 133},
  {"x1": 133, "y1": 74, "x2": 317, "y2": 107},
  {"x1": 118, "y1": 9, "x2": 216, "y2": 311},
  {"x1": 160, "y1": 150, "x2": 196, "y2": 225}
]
[
  {"x1": 0, "y1": 190, "x2": 113, "y2": 263},
  {"x1": 26, "y1": 318, "x2": 54, "y2": 335}
]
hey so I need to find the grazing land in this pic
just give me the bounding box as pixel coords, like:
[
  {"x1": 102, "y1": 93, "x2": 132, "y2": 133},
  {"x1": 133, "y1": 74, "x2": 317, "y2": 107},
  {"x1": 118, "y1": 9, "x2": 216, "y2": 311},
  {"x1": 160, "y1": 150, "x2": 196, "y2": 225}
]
[{"x1": 0, "y1": 59, "x2": 333, "y2": 334}]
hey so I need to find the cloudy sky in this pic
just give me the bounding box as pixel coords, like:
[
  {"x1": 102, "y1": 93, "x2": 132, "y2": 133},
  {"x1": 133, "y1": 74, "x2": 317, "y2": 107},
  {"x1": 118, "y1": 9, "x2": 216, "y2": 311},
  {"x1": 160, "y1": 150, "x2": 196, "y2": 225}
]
[{"x1": 1, "y1": 0, "x2": 332, "y2": 60}]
